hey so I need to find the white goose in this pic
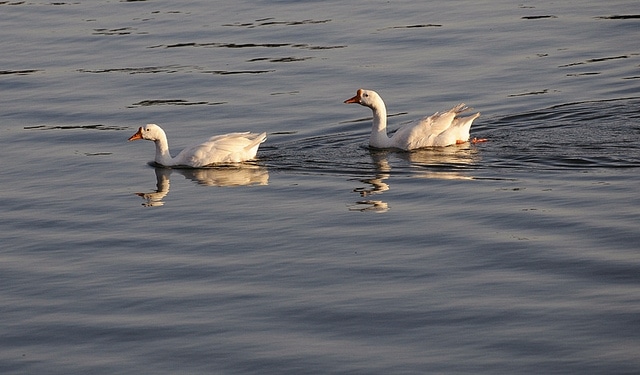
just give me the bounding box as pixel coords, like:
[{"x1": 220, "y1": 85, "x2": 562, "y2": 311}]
[
  {"x1": 344, "y1": 89, "x2": 484, "y2": 150},
  {"x1": 128, "y1": 124, "x2": 267, "y2": 167}
]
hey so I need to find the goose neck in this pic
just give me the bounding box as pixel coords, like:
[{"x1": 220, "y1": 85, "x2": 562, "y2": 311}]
[
  {"x1": 154, "y1": 135, "x2": 174, "y2": 166},
  {"x1": 369, "y1": 99, "x2": 391, "y2": 148},
  {"x1": 372, "y1": 104, "x2": 387, "y2": 133}
]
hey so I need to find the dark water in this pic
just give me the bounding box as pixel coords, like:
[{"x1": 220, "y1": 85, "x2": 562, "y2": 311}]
[{"x1": 1, "y1": 1, "x2": 639, "y2": 374}]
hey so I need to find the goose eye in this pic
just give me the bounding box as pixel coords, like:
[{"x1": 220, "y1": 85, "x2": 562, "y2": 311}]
[{"x1": 363, "y1": 93, "x2": 368, "y2": 98}]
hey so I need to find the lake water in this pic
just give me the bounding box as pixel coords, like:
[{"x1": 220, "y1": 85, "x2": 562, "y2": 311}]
[{"x1": 1, "y1": 1, "x2": 639, "y2": 374}]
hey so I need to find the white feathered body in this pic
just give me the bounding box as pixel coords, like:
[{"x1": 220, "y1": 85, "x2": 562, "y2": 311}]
[{"x1": 129, "y1": 124, "x2": 266, "y2": 167}]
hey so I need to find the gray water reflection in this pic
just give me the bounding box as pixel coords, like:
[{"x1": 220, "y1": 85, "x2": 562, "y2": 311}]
[
  {"x1": 350, "y1": 146, "x2": 480, "y2": 212},
  {"x1": 135, "y1": 168, "x2": 171, "y2": 207},
  {"x1": 350, "y1": 150, "x2": 391, "y2": 212},
  {"x1": 135, "y1": 165, "x2": 269, "y2": 207}
]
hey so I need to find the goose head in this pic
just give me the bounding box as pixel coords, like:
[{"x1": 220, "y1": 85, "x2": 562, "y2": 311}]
[
  {"x1": 344, "y1": 89, "x2": 381, "y2": 109},
  {"x1": 128, "y1": 123, "x2": 166, "y2": 142}
]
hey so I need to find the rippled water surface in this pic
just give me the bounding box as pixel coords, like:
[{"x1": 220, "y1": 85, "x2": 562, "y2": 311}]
[{"x1": 1, "y1": 1, "x2": 639, "y2": 374}]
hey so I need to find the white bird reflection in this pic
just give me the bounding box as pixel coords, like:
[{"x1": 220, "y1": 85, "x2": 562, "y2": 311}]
[
  {"x1": 402, "y1": 146, "x2": 480, "y2": 180},
  {"x1": 349, "y1": 146, "x2": 480, "y2": 212},
  {"x1": 135, "y1": 164, "x2": 269, "y2": 207},
  {"x1": 136, "y1": 167, "x2": 171, "y2": 207},
  {"x1": 178, "y1": 164, "x2": 269, "y2": 187},
  {"x1": 349, "y1": 151, "x2": 391, "y2": 212}
]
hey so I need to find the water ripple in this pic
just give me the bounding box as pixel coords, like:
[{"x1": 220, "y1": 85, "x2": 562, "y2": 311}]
[
  {"x1": 222, "y1": 18, "x2": 331, "y2": 28},
  {"x1": 128, "y1": 99, "x2": 225, "y2": 107},
  {"x1": 0, "y1": 69, "x2": 40, "y2": 75},
  {"x1": 485, "y1": 98, "x2": 640, "y2": 170}
]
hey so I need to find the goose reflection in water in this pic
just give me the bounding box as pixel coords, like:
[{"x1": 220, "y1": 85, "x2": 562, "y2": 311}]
[
  {"x1": 349, "y1": 146, "x2": 480, "y2": 212},
  {"x1": 402, "y1": 146, "x2": 480, "y2": 180},
  {"x1": 349, "y1": 150, "x2": 391, "y2": 213},
  {"x1": 136, "y1": 167, "x2": 171, "y2": 207},
  {"x1": 135, "y1": 164, "x2": 269, "y2": 207}
]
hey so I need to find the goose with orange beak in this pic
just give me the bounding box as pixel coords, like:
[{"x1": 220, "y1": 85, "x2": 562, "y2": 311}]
[
  {"x1": 344, "y1": 89, "x2": 485, "y2": 150},
  {"x1": 128, "y1": 124, "x2": 266, "y2": 167}
]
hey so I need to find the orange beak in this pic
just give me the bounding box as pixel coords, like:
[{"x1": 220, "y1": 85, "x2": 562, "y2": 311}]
[
  {"x1": 128, "y1": 127, "x2": 144, "y2": 141},
  {"x1": 344, "y1": 89, "x2": 363, "y2": 104}
]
